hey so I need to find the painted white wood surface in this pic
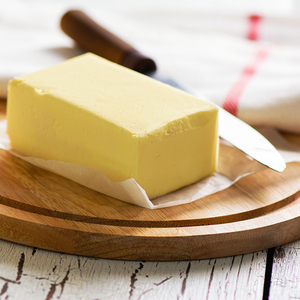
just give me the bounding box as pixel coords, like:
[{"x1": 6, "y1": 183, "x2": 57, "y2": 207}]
[
  {"x1": 0, "y1": 239, "x2": 267, "y2": 300},
  {"x1": 269, "y1": 240, "x2": 300, "y2": 300}
]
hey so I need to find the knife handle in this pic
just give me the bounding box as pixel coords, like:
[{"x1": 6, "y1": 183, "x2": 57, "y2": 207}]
[{"x1": 60, "y1": 10, "x2": 157, "y2": 74}]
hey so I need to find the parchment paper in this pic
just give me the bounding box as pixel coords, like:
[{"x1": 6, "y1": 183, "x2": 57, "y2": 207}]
[{"x1": 1, "y1": 119, "x2": 299, "y2": 209}]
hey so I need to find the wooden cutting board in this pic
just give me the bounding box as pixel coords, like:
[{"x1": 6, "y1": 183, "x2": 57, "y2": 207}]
[{"x1": 2, "y1": 101, "x2": 300, "y2": 261}]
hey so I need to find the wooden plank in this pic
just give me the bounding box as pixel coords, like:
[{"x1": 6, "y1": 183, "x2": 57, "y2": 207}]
[
  {"x1": 268, "y1": 239, "x2": 300, "y2": 300},
  {"x1": 0, "y1": 239, "x2": 267, "y2": 299}
]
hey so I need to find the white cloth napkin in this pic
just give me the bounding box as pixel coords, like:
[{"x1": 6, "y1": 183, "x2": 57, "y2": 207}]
[{"x1": 1, "y1": 0, "x2": 300, "y2": 133}]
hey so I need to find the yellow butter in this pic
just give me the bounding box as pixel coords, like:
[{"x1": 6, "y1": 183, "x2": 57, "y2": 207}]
[{"x1": 7, "y1": 53, "x2": 218, "y2": 199}]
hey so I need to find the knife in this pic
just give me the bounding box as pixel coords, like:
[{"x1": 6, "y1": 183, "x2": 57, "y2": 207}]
[{"x1": 60, "y1": 10, "x2": 286, "y2": 172}]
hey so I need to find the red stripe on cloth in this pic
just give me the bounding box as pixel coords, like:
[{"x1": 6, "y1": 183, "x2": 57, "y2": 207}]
[
  {"x1": 247, "y1": 14, "x2": 262, "y2": 41},
  {"x1": 222, "y1": 48, "x2": 269, "y2": 116}
]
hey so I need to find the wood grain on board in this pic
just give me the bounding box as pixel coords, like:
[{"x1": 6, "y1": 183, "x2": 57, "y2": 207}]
[{"x1": 1, "y1": 100, "x2": 300, "y2": 260}]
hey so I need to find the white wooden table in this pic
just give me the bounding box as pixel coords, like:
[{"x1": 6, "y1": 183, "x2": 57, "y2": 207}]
[{"x1": 0, "y1": 238, "x2": 297, "y2": 299}]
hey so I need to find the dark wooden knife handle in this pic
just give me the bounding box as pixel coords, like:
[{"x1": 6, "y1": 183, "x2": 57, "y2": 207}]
[{"x1": 60, "y1": 10, "x2": 157, "y2": 74}]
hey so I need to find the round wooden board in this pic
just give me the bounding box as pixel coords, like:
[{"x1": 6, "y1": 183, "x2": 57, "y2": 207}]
[{"x1": 1, "y1": 101, "x2": 300, "y2": 261}]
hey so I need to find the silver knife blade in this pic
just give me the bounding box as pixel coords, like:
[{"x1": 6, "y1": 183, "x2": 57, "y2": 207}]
[
  {"x1": 151, "y1": 74, "x2": 286, "y2": 172},
  {"x1": 61, "y1": 10, "x2": 286, "y2": 173},
  {"x1": 218, "y1": 108, "x2": 286, "y2": 172}
]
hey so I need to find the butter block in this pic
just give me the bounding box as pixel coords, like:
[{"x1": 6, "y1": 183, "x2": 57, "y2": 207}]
[{"x1": 7, "y1": 53, "x2": 218, "y2": 199}]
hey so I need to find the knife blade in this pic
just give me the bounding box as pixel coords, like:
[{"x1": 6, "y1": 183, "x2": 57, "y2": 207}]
[{"x1": 60, "y1": 10, "x2": 286, "y2": 172}]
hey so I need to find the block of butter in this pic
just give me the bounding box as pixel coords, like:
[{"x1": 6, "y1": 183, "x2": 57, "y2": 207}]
[{"x1": 7, "y1": 53, "x2": 218, "y2": 199}]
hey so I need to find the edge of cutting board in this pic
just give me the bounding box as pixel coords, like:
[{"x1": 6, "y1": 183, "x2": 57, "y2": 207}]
[
  {"x1": 1, "y1": 185, "x2": 300, "y2": 261},
  {"x1": 1, "y1": 146, "x2": 300, "y2": 260}
]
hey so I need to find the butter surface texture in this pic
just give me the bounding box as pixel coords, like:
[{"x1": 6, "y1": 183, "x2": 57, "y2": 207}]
[{"x1": 7, "y1": 53, "x2": 218, "y2": 199}]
